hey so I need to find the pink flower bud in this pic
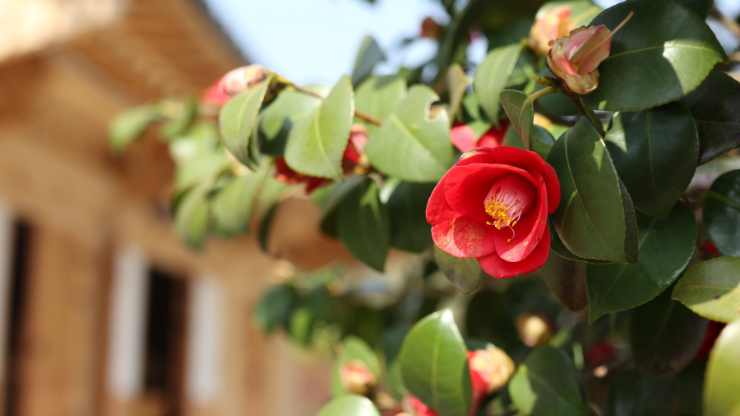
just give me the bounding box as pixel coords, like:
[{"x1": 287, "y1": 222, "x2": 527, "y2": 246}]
[
  {"x1": 467, "y1": 345, "x2": 515, "y2": 396},
  {"x1": 339, "y1": 360, "x2": 377, "y2": 395},
  {"x1": 516, "y1": 313, "x2": 553, "y2": 347},
  {"x1": 202, "y1": 65, "x2": 270, "y2": 107},
  {"x1": 547, "y1": 25, "x2": 611, "y2": 94},
  {"x1": 528, "y1": 5, "x2": 575, "y2": 56}
]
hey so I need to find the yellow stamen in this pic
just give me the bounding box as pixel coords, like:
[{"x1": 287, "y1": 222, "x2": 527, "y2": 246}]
[{"x1": 484, "y1": 200, "x2": 518, "y2": 241}]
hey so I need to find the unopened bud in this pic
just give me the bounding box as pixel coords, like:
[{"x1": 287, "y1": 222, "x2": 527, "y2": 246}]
[
  {"x1": 468, "y1": 345, "x2": 515, "y2": 394},
  {"x1": 404, "y1": 396, "x2": 438, "y2": 416},
  {"x1": 420, "y1": 17, "x2": 442, "y2": 39},
  {"x1": 529, "y1": 5, "x2": 575, "y2": 56},
  {"x1": 219, "y1": 64, "x2": 269, "y2": 96},
  {"x1": 339, "y1": 360, "x2": 377, "y2": 396},
  {"x1": 516, "y1": 313, "x2": 552, "y2": 347}
]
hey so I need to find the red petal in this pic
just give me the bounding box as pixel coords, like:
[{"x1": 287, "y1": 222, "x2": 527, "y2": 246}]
[
  {"x1": 450, "y1": 123, "x2": 479, "y2": 153},
  {"x1": 432, "y1": 216, "x2": 497, "y2": 258},
  {"x1": 458, "y1": 147, "x2": 560, "y2": 212},
  {"x1": 478, "y1": 230, "x2": 551, "y2": 278},
  {"x1": 443, "y1": 163, "x2": 538, "y2": 224},
  {"x1": 476, "y1": 122, "x2": 508, "y2": 149},
  {"x1": 492, "y1": 176, "x2": 548, "y2": 262},
  {"x1": 426, "y1": 176, "x2": 455, "y2": 225}
]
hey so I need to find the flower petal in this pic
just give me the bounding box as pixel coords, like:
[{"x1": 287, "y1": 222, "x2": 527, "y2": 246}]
[
  {"x1": 478, "y1": 230, "x2": 551, "y2": 278},
  {"x1": 458, "y1": 147, "x2": 560, "y2": 212},
  {"x1": 451, "y1": 123, "x2": 479, "y2": 153},
  {"x1": 432, "y1": 216, "x2": 497, "y2": 258},
  {"x1": 443, "y1": 163, "x2": 538, "y2": 223},
  {"x1": 426, "y1": 175, "x2": 455, "y2": 225},
  {"x1": 492, "y1": 176, "x2": 548, "y2": 262}
]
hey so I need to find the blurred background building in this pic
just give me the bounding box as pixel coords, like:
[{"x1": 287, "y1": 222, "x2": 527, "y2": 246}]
[{"x1": 0, "y1": 0, "x2": 335, "y2": 415}]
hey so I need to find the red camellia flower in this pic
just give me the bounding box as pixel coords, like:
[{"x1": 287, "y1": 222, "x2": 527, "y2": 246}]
[
  {"x1": 450, "y1": 121, "x2": 508, "y2": 153},
  {"x1": 426, "y1": 146, "x2": 560, "y2": 278}
]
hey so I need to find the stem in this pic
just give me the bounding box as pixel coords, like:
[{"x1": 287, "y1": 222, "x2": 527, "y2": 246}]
[
  {"x1": 525, "y1": 86, "x2": 557, "y2": 105},
  {"x1": 570, "y1": 94, "x2": 606, "y2": 137},
  {"x1": 288, "y1": 83, "x2": 382, "y2": 127}
]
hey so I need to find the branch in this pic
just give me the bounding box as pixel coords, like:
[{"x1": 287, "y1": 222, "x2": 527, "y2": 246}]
[{"x1": 289, "y1": 83, "x2": 382, "y2": 127}]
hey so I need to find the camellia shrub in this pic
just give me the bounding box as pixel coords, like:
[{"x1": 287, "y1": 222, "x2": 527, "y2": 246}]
[{"x1": 111, "y1": 0, "x2": 740, "y2": 414}]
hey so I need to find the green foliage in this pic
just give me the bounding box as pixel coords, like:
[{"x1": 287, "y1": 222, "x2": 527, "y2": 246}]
[
  {"x1": 586, "y1": 205, "x2": 697, "y2": 321},
  {"x1": 500, "y1": 89, "x2": 534, "y2": 148},
  {"x1": 704, "y1": 320, "x2": 740, "y2": 416},
  {"x1": 587, "y1": 0, "x2": 725, "y2": 111},
  {"x1": 351, "y1": 36, "x2": 386, "y2": 86},
  {"x1": 673, "y1": 257, "x2": 740, "y2": 323},
  {"x1": 548, "y1": 119, "x2": 638, "y2": 263},
  {"x1": 605, "y1": 104, "x2": 699, "y2": 216},
  {"x1": 285, "y1": 76, "x2": 355, "y2": 177},
  {"x1": 399, "y1": 310, "x2": 472, "y2": 416},
  {"x1": 318, "y1": 395, "x2": 380, "y2": 416},
  {"x1": 509, "y1": 347, "x2": 587, "y2": 416},
  {"x1": 386, "y1": 181, "x2": 434, "y2": 253},
  {"x1": 174, "y1": 184, "x2": 211, "y2": 249},
  {"x1": 109, "y1": 104, "x2": 161, "y2": 152},
  {"x1": 704, "y1": 170, "x2": 740, "y2": 256},
  {"x1": 474, "y1": 44, "x2": 523, "y2": 123},
  {"x1": 219, "y1": 79, "x2": 271, "y2": 166},
  {"x1": 366, "y1": 86, "x2": 453, "y2": 182},
  {"x1": 433, "y1": 247, "x2": 482, "y2": 293},
  {"x1": 331, "y1": 337, "x2": 383, "y2": 396},
  {"x1": 336, "y1": 178, "x2": 390, "y2": 271}
]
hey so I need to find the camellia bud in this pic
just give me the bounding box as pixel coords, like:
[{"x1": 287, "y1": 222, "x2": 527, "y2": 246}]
[
  {"x1": 468, "y1": 345, "x2": 515, "y2": 395},
  {"x1": 420, "y1": 17, "x2": 442, "y2": 39},
  {"x1": 339, "y1": 360, "x2": 377, "y2": 396},
  {"x1": 547, "y1": 12, "x2": 633, "y2": 95},
  {"x1": 201, "y1": 64, "x2": 270, "y2": 107},
  {"x1": 516, "y1": 313, "x2": 553, "y2": 347},
  {"x1": 528, "y1": 4, "x2": 575, "y2": 56}
]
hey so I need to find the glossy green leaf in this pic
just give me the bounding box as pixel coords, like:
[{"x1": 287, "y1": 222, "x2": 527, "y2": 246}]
[
  {"x1": 174, "y1": 184, "x2": 211, "y2": 249},
  {"x1": 285, "y1": 76, "x2": 354, "y2": 178},
  {"x1": 447, "y1": 64, "x2": 470, "y2": 123},
  {"x1": 547, "y1": 119, "x2": 639, "y2": 263},
  {"x1": 503, "y1": 124, "x2": 555, "y2": 159},
  {"x1": 331, "y1": 337, "x2": 383, "y2": 396},
  {"x1": 605, "y1": 104, "x2": 699, "y2": 216},
  {"x1": 211, "y1": 174, "x2": 261, "y2": 236},
  {"x1": 587, "y1": 0, "x2": 725, "y2": 111},
  {"x1": 433, "y1": 247, "x2": 482, "y2": 293},
  {"x1": 259, "y1": 88, "x2": 323, "y2": 155},
  {"x1": 474, "y1": 44, "x2": 523, "y2": 123},
  {"x1": 109, "y1": 105, "x2": 161, "y2": 152},
  {"x1": 219, "y1": 79, "x2": 271, "y2": 165},
  {"x1": 351, "y1": 35, "x2": 386, "y2": 86},
  {"x1": 253, "y1": 283, "x2": 297, "y2": 334},
  {"x1": 542, "y1": 252, "x2": 588, "y2": 312},
  {"x1": 398, "y1": 310, "x2": 472, "y2": 416},
  {"x1": 160, "y1": 98, "x2": 197, "y2": 139},
  {"x1": 337, "y1": 179, "x2": 390, "y2": 271},
  {"x1": 509, "y1": 347, "x2": 587, "y2": 416},
  {"x1": 387, "y1": 182, "x2": 434, "y2": 253},
  {"x1": 366, "y1": 86, "x2": 453, "y2": 182},
  {"x1": 173, "y1": 150, "x2": 230, "y2": 192},
  {"x1": 587, "y1": 205, "x2": 696, "y2": 321},
  {"x1": 630, "y1": 290, "x2": 707, "y2": 375},
  {"x1": 704, "y1": 320, "x2": 740, "y2": 416},
  {"x1": 500, "y1": 89, "x2": 533, "y2": 148},
  {"x1": 704, "y1": 170, "x2": 740, "y2": 256},
  {"x1": 318, "y1": 395, "x2": 380, "y2": 416},
  {"x1": 355, "y1": 76, "x2": 407, "y2": 123},
  {"x1": 684, "y1": 70, "x2": 740, "y2": 163},
  {"x1": 673, "y1": 257, "x2": 740, "y2": 323}
]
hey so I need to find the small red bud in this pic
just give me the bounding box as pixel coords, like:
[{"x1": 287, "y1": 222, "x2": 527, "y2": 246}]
[{"x1": 339, "y1": 360, "x2": 377, "y2": 396}]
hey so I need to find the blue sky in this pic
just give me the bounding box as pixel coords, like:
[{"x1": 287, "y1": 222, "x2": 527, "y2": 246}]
[{"x1": 203, "y1": 0, "x2": 740, "y2": 85}]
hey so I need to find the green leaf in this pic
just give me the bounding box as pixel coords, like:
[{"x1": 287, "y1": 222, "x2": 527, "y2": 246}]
[
  {"x1": 509, "y1": 347, "x2": 587, "y2": 416},
  {"x1": 173, "y1": 150, "x2": 230, "y2": 192},
  {"x1": 259, "y1": 88, "x2": 323, "y2": 155},
  {"x1": 433, "y1": 247, "x2": 482, "y2": 293},
  {"x1": 504, "y1": 124, "x2": 555, "y2": 159},
  {"x1": 587, "y1": 205, "x2": 697, "y2": 321},
  {"x1": 629, "y1": 290, "x2": 708, "y2": 375},
  {"x1": 587, "y1": 0, "x2": 725, "y2": 111},
  {"x1": 684, "y1": 70, "x2": 740, "y2": 163},
  {"x1": 337, "y1": 179, "x2": 390, "y2": 271},
  {"x1": 211, "y1": 174, "x2": 261, "y2": 236},
  {"x1": 674, "y1": 0, "x2": 712, "y2": 17},
  {"x1": 285, "y1": 76, "x2": 354, "y2": 178},
  {"x1": 109, "y1": 105, "x2": 161, "y2": 152},
  {"x1": 355, "y1": 76, "x2": 407, "y2": 123},
  {"x1": 398, "y1": 310, "x2": 472, "y2": 416},
  {"x1": 366, "y1": 86, "x2": 453, "y2": 182},
  {"x1": 704, "y1": 170, "x2": 740, "y2": 256},
  {"x1": 160, "y1": 98, "x2": 197, "y2": 140},
  {"x1": 331, "y1": 337, "x2": 383, "y2": 396},
  {"x1": 547, "y1": 119, "x2": 639, "y2": 263},
  {"x1": 500, "y1": 89, "x2": 533, "y2": 148},
  {"x1": 447, "y1": 64, "x2": 471, "y2": 123},
  {"x1": 351, "y1": 35, "x2": 386, "y2": 86},
  {"x1": 704, "y1": 320, "x2": 740, "y2": 416},
  {"x1": 673, "y1": 256, "x2": 740, "y2": 323},
  {"x1": 542, "y1": 253, "x2": 588, "y2": 312},
  {"x1": 387, "y1": 182, "x2": 434, "y2": 253},
  {"x1": 474, "y1": 44, "x2": 523, "y2": 123},
  {"x1": 318, "y1": 395, "x2": 380, "y2": 416},
  {"x1": 219, "y1": 79, "x2": 271, "y2": 165},
  {"x1": 605, "y1": 104, "x2": 699, "y2": 216},
  {"x1": 174, "y1": 184, "x2": 211, "y2": 249},
  {"x1": 253, "y1": 283, "x2": 297, "y2": 334}
]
